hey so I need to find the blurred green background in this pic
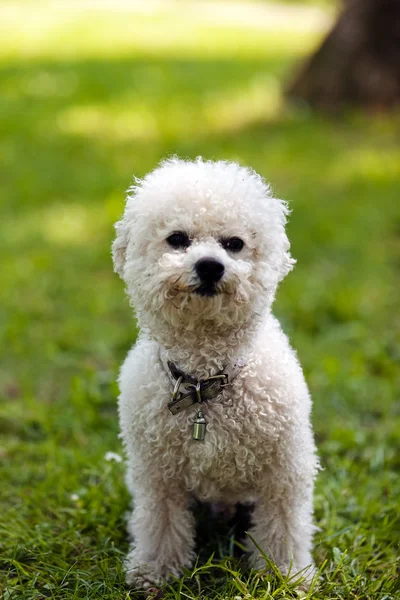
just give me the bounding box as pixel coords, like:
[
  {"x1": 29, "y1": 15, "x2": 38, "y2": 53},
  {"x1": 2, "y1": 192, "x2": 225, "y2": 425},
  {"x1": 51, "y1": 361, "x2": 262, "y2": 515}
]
[{"x1": 1, "y1": 1, "x2": 399, "y2": 598}]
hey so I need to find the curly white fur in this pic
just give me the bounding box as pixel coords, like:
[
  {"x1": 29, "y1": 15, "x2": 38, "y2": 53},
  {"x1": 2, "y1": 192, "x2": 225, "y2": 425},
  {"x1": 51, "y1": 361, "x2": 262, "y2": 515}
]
[{"x1": 112, "y1": 157, "x2": 319, "y2": 589}]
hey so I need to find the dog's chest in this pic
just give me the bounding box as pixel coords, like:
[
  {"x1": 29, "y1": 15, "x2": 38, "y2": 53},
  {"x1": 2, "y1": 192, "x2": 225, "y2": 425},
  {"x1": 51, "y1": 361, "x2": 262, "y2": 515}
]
[{"x1": 147, "y1": 377, "x2": 286, "y2": 499}]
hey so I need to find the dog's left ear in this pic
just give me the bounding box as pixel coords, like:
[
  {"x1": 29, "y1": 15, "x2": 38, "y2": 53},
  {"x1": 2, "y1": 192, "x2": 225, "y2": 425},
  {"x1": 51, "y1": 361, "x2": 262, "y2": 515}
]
[
  {"x1": 279, "y1": 248, "x2": 296, "y2": 282},
  {"x1": 112, "y1": 219, "x2": 129, "y2": 278},
  {"x1": 274, "y1": 198, "x2": 297, "y2": 282}
]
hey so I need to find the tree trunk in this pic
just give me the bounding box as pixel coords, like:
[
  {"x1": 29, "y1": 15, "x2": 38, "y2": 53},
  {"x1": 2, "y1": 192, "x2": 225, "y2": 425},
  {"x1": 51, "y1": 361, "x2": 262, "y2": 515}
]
[{"x1": 286, "y1": 0, "x2": 400, "y2": 112}]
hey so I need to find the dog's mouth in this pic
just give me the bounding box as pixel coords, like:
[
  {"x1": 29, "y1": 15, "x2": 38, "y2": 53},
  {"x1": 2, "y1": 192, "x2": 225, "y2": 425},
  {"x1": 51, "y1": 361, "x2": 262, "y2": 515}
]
[
  {"x1": 194, "y1": 284, "x2": 220, "y2": 297},
  {"x1": 169, "y1": 275, "x2": 235, "y2": 299}
]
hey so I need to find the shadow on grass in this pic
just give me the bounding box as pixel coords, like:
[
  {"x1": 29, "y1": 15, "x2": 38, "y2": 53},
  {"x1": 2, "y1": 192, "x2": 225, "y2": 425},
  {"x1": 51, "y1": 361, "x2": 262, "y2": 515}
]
[{"x1": 1, "y1": 54, "x2": 289, "y2": 213}]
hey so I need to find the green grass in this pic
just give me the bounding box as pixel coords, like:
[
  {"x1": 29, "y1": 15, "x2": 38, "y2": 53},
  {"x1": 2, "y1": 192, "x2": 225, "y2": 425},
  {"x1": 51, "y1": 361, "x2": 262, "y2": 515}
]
[{"x1": 1, "y1": 2, "x2": 399, "y2": 598}]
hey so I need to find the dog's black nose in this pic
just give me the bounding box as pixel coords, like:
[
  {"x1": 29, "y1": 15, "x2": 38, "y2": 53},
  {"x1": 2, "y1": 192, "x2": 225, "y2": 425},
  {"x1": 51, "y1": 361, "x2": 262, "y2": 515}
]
[{"x1": 195, "y1": 258, "x2": 225, "y2": 283}]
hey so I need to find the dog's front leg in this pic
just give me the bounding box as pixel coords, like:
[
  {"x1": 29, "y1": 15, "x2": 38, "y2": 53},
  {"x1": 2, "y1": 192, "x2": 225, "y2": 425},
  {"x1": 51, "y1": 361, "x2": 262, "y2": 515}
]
[
  {"x1": 125, "y1": 481, "x2": 196, "y2": 589},
  {"x1": 247, "y1": 476, "x2": 316, "y2": 585}
]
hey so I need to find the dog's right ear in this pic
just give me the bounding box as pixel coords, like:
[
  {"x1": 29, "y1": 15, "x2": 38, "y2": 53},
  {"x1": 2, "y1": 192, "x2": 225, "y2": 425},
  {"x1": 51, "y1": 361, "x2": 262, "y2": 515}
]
[{"x1": 112, "y1": 219, "x2": 129, "y2": 278}]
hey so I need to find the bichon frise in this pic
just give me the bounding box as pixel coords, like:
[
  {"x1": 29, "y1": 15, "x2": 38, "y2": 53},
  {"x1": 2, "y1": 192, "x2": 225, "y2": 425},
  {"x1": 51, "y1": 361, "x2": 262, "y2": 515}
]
[{"x1": 112, "y1": 157, "x2": 319, "y2": 589}]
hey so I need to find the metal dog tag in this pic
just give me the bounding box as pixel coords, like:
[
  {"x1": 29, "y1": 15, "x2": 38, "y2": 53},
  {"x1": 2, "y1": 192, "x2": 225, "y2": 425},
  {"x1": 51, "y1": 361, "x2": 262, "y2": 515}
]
[{"x1": 193, "y1": 411, "x2": 206, "y2": 441}]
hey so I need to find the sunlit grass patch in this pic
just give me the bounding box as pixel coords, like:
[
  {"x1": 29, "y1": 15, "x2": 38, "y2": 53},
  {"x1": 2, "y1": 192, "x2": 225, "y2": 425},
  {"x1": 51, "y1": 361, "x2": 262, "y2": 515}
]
[{"x1": 0, "y1": 2, "x2": 326, "y2": 62}]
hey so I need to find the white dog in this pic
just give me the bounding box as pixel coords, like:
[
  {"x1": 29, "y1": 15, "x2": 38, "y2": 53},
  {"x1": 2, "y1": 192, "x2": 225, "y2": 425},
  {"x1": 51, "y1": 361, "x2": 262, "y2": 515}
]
[{"x1": 112, "y1": 157, "x2": 319, "y2": 589}]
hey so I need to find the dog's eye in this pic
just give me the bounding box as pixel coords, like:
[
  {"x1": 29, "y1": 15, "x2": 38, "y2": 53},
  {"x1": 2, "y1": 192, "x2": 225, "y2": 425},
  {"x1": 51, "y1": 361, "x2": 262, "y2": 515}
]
[
  {"x1": 166, "y1": 231, "x2": 191, "y2": 249},
  {"x1": 221, "y1": 237, "x2": 244, "y2": 253}
]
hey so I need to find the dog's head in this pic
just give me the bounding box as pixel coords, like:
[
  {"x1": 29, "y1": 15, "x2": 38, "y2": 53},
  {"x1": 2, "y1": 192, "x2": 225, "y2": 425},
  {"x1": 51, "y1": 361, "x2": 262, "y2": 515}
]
[{"x1": 112, "y1": 158, "x2": 294, "y2": 332}]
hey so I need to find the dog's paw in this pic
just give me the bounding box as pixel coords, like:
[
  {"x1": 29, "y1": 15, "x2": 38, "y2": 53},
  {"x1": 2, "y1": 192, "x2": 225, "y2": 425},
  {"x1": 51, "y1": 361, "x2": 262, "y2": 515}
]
[
  {"x1": 248, "y1": 554, "x2": 316, "y2": 590},
  {"x1": 125, "y1": 556, "x2": 167, "y2": 590},
  {"x1": 124, "y1": 548, "x2": 195, "y2": 589},
  {"x1": 290, "y1": 564, "x2": 318, "y2": 591}
]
